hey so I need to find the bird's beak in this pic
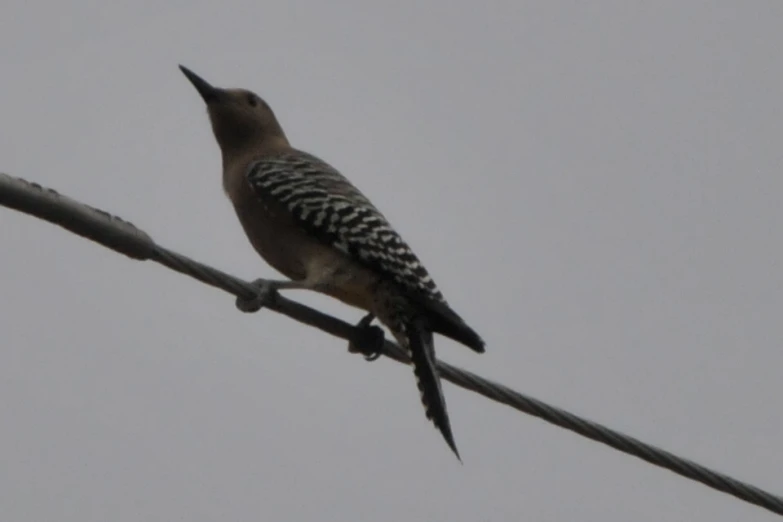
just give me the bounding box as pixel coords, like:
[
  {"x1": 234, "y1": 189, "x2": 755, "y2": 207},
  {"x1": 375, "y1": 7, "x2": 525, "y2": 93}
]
[{"x1": 179, "y1": 65, "x2": 220, "y2": 103}]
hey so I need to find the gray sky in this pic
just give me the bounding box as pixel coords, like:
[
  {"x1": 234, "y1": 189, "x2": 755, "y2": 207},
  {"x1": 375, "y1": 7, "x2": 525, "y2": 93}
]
[{"x1": 2, "y1": 1, "x2": 782, "y2": 520}]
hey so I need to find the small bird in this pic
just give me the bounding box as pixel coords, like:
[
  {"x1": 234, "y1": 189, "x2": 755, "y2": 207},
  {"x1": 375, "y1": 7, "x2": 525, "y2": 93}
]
[{"x1": 179, "y1": 65, "x2": 484, "y2": 459}]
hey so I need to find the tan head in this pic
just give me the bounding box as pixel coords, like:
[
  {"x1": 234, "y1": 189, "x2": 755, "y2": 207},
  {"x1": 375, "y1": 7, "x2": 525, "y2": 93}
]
[{"x1": 179, "y1": 65, "x2": 288, "y2": 157}]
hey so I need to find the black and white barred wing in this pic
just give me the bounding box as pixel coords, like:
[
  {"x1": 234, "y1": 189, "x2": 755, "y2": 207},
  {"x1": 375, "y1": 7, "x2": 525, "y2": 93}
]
[{"x1": 245, "y1": 151, "x2": 445, "y2": 302}]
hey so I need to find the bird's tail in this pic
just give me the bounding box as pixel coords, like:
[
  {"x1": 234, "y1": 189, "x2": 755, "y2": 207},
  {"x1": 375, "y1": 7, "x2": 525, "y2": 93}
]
[
  {"x1": 378, "y1": 288, "x2": 460, "y2": 460},
  {"x1": 407, "y1": 291, "x2": 485, "y2": 353}
]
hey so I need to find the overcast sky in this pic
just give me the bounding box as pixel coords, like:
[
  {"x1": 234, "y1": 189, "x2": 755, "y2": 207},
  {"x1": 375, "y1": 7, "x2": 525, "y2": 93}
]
[{"x1": 2, "y1": 1, "x2": 782, "y2": 521}]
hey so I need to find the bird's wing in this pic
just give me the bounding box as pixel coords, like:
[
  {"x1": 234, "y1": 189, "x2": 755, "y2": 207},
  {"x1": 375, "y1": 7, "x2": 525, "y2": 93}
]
[
  {"x1": 246, "y1": 150, "x2": 485, "y2": 353},
  {"x1": 245, "y1": 150, "x2": 445, "y2": 302}
]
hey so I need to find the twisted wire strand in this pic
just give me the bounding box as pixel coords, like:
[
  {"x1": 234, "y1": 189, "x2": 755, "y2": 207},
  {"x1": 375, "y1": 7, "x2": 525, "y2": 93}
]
[{"x1": 2, "y1": 172, "x2": 782, "y2": 517}]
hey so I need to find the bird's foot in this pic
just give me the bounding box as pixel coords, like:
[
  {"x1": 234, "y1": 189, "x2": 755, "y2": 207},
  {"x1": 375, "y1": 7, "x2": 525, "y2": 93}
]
[
  {"x1": 235, "y1": 278, "x2": 278, "y2": 313},
  {"x1": 348, "y1": 313, "x2": 385, "y2": 361}
]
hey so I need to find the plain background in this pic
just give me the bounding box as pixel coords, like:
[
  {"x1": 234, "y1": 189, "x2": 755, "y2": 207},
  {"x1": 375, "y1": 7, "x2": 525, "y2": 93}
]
[{"x1": 1, "y1": 1, "x2": 782, "y2": 520}]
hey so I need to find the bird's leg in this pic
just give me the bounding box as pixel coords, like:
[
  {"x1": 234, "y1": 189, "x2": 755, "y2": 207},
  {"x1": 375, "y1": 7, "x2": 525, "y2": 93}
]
[
  {"x1": 348, "y1": 313, "x2": 386, "y2": 361},
  {"x1": 235, "y1": 278, "x2": 314, "y2": 313}
]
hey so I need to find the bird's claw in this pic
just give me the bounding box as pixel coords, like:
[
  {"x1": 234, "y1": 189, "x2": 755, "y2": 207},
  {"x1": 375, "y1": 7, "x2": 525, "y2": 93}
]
[
  {"x1": 235, "y1": 278, "x2": 277, "y2": 313},
  {"x1": 348, "y1": 313, "x2": 385, "y2": 361}
]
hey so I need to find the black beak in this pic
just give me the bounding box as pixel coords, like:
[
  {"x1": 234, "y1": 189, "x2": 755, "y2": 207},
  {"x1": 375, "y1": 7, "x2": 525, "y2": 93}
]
[{"x1": 179, "y1": 65, "x2": 219, "y2": 103}]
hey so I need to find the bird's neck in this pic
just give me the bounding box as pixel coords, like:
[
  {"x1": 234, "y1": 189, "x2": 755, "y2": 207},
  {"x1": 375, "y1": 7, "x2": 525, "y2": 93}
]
[{"x1": 220, "y1": 135, "x2": 291, "y2": 194}]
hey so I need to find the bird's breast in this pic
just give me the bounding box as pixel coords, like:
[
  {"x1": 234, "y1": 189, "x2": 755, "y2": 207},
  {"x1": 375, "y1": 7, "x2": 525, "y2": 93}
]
[{"x1": 231, "y1": 189, "x2": 312, "y2": 281}]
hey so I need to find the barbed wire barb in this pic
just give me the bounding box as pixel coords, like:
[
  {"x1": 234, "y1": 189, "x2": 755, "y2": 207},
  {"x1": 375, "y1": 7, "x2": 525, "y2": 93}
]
[{"x1": 2, "y1": 171, "x2": 782, "y2": 517}]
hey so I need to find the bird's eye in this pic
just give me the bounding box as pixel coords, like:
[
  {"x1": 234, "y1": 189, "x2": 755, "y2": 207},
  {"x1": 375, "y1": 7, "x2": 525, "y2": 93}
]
[{"x1": 247, "y1": 94, "x2": 258, "y2": 107}]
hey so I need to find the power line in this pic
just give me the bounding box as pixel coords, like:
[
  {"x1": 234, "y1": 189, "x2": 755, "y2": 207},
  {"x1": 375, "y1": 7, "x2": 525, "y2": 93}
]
[{"x1": 2, "y1": 171, "x2": 782, "y2": 517}]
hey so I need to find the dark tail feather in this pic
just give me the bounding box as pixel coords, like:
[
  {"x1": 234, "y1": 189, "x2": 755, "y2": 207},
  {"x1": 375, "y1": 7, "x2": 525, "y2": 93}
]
[
  {"x1": 416, "y1": 297, "x2": 485, "y2": 353},
  {"x1": 405, "y1": 317, "x2": 461, "y2": 460},
  {"x1": 432, "y1": 315, "x2": 484, "y2": 353}
]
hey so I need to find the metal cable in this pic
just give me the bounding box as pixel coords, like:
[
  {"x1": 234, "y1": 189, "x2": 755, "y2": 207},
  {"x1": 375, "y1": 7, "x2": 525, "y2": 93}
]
[{"x1": 2, "y1": 171, "x2": 782, "y2": 517}]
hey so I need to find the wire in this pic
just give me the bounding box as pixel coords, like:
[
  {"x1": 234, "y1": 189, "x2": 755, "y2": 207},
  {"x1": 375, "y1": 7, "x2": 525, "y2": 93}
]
[{"x1": 2, "y1": 171, "x2": 782, "y2": 517}]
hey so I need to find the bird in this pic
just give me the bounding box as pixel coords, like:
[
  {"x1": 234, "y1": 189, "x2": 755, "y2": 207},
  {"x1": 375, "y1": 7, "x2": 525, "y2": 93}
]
[{"x1": 179, "y1": 65, "x2": 484, "y2": 459}]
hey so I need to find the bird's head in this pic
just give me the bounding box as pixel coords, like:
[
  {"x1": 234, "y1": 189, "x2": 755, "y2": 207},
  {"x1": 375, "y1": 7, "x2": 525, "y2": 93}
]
[{"x1": 179, "y1": 65, "x2": 288, "y2": 155}]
